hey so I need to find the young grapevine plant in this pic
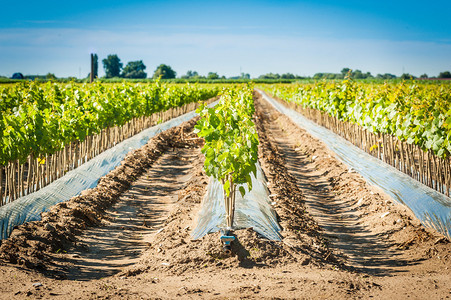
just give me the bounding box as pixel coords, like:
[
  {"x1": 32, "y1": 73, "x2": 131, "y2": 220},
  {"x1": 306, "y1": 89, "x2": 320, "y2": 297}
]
[{"x1": 195, "y1": 85, "x2": 258, "y2": 227}]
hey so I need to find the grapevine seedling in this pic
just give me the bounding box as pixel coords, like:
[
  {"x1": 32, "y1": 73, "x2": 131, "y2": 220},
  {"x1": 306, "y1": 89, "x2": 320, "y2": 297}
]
[{"x1": 195, "y1": 85, "x2": 258, "y2": 252}]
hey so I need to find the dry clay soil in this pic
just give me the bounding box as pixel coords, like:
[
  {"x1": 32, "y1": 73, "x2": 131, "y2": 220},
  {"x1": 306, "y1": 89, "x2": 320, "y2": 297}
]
[{"x1": 0, "y1": 92, "x2": 450, "y2": 299}]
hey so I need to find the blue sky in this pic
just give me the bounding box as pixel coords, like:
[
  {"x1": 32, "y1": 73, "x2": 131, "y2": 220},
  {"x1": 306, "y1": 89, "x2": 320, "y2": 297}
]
[{"x1": 1, "y1": 0, "x2": 450, "y2": 78}]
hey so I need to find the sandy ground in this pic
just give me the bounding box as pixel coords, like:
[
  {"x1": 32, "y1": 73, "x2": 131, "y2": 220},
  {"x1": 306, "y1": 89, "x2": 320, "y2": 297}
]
[{"x1": 0, "y1": 93, "x2": 449, "y2": 299}]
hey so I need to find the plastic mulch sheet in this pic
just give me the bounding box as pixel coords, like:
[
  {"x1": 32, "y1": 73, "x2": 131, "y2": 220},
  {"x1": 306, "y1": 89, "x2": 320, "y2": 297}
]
[
  {"x1": 191, "y1": 162, "x2": 282, "y2": 241},
  {"x1": 258, "y1": 89, "x2": 451, "y2": 239},
  {"x1": 0, "y1": 102, "x2": 218, "y2": 240}
]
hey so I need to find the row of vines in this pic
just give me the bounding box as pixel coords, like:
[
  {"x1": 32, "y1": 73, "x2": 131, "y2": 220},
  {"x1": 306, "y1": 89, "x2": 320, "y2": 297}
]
[
  {"x1": 262, "y1": 80, "x2": 451, "y2": 196},
  {"x1": 195, "y1": 84, "x2": 258, "y2": 227},
  {"x1": 0, "y1": 81, "x2": 220, "y2": 205}
]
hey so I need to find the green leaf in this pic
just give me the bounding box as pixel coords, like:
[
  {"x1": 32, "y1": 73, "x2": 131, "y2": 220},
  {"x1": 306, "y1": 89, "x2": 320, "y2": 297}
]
[
  {"x1": 239, "y1": 186, "x2": 246, "y2": 197},
  {"x1": 223, "y1": 180, "x2": 231, "y2": 197}
]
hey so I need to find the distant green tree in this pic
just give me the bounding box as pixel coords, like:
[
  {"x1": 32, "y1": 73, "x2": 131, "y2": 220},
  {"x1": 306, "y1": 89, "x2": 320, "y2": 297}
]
[
  {"x1": 258, "y1": 73, "x2": 280, "y2": 79},
  {"x1": 46, "y1": 73, "x2": 57, "y2": 80},
  {"x1": 365, "y1": 72, "x2": 373, "y2": 78},
  {"x1": 350, "y1": 70, "x2": 373, "y2": 79},
  {"x1": 341, "y1": 68, "x2": 351, "y2": 76},
  {"x1": 419, "y1": 73, "x2": 428, "y2": 79},
  {"x1": 207, "y1": 72, "x2": 219, "y2": 79},
  {"x1": 188, "y1": 70, "x2": 199, "y2": 77},
  {"x1": 438, "y1": 71, "x2": 451, "y2": 78},
  {"x1": 241, "y1": 73, "x2": 251, "y2": 79},
  {"x1": 313, "y1": 72, "x2": 336, "y2": 79},
  {"x1": 335, "y1": 68, "x2": 373, "y2": 79},
  {"x1": 313, "y1": 73, "x2": 324, "y2": 80},
  {"x1": 102, "y1": 54, "x2": 123, "y2": 78},
  {"x1": 153, "y1": 64, "x2": 176, "y2": 79},
  {"x1": 401, "y1": 73, "x2": 416, "y2": 80},
  {"x1": 328, "y1": 73, "x2": 339, "y2": 79},
  {"x1": 281, "y1": 73, "x2": 295, "y2": 79},
  {"x1": 352, "y1": 70, "x2": 362, "y2": 79},
  {"x1": 122, "y1": 60, "x2": 147, "y2": 79},
  {"x1": 376, "y1": 73, "x2": 397, "y2": 79},
  {"x1": 181, "y1": 70, "x2": 200, "y2": 79},
  {"x1": 11, "y1": 73, "x2": 24, "y2": 80}
]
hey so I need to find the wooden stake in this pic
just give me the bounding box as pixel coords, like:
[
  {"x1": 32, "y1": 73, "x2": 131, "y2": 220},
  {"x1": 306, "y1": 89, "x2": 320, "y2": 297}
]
[
  {"x1": 20, "y1": 161, "x2": 25, "y2": 197},
  {"x1": 0, "y1": 165, "x2": 3, "y2": 205},
  {"x1": 5, "y1": 163, "x2": 10, "y2": 202}
]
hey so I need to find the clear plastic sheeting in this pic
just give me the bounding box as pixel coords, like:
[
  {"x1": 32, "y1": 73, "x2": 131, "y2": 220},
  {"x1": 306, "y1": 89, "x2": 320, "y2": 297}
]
[
  {"x1": 191, "y1": 162, "x2": 282, "y2": 241},
  {"x1": 0, "y1": 103, "x2": 217, "y2": 240},
  {"x1": 257, "y1": 89, "x2": 451, "y2": 239}
]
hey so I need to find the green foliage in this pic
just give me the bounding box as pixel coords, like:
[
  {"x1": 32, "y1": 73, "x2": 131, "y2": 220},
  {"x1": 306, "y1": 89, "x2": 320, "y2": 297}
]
[
  {"x1": 195, "y1": 84, "x2": 258, "y2": 197},
  {"x1": 122, "y1": 60, "x2": 147, "y2": 79},
  {"x1": 314, "y1": 69, "x2": 374, "y2": 80},
  {"x1": 263, "y1": 80, "x2": 451, "y2": 158},
  {"x1": 376, "y1": 73, "x2": 397, "y2": 80},
  {"x1": 46, "y1": 73, "x2": 57, "y2": 80},
  {"x1": 153, "y1": 64, "x2": 176, "y2": 79},
  {"x1": 401, "y1": 73, "x2": 416, "y2": 80},
  {"x1": 0, "y1": 81, "x2": 220, "y2": 165},
  {"x1": 181, "y1": 70, "x2": 200, "y2": 79},
  {"x1": 258, "y1": 72, "x2": 304, "y2": 80},
  {"x1": 102, "y1": 54, "x2": 123, "y2": 78},
  {"x1": 207, "y1": 72, "x2": 219, "y2": 80}
]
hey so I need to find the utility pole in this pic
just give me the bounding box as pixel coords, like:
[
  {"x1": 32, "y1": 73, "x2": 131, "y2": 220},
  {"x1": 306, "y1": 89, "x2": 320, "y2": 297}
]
[{"x1": 90, "y1": 53, "x2": 94, "y2": 83}]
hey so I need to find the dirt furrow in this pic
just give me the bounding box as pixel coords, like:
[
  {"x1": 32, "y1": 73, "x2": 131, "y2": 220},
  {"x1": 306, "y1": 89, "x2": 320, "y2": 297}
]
[
  {"x1": 58, "y1": 147, "x2": 201, "y2": 280},
  {"x1": 254, "y1": 92, "x2": 451, "y2": 291},
  {"x1": 255, "y1": 95, "x2": 399, "y2": 274},
  {"x1": 0, "y1": 117, "x2": 203, "y2": 276}
]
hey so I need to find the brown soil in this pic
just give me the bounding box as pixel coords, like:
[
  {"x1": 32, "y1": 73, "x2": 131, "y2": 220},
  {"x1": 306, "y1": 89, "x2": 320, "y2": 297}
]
[{"x1": 0, "y1": 93, "x2": 450, "y2": 299}]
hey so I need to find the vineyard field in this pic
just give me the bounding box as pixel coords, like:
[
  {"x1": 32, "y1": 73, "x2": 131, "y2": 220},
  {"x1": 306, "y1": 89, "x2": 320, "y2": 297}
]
[
  {"x1": 0, "y1": 83, "x2": 449, "y2": 299},
  {"x1": 262, "y1": 81, "x2": 451, "y2": 196},
  {"x1": 0, "y1": 82, "x2": 220, "y2": 204}
]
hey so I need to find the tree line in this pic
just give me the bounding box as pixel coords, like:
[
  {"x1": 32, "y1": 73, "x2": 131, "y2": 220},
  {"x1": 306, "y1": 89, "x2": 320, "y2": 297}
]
[
  {"x1": 100, "y1": 54, "x2": 176, "y2": 79},
  {"x1": 99, "y1": 54, "x2": 451, "y2": 81},
  {"x1": 310, "y1": 68, "x2": 451, "y2": 80},
  {"x1": 5, "y1": 53, "x2": 451, "y2": 81}
]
